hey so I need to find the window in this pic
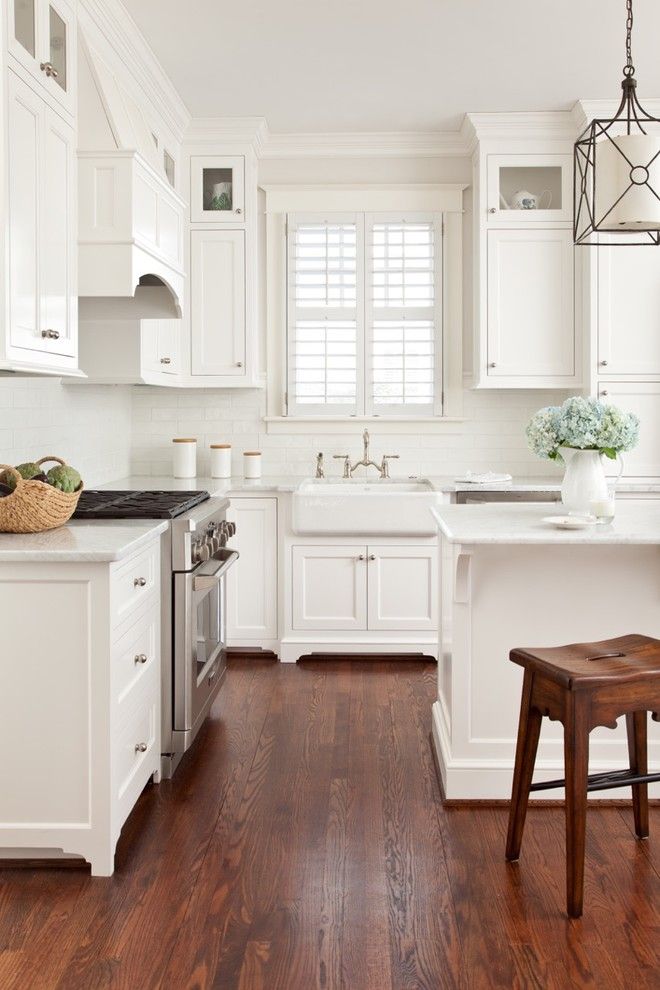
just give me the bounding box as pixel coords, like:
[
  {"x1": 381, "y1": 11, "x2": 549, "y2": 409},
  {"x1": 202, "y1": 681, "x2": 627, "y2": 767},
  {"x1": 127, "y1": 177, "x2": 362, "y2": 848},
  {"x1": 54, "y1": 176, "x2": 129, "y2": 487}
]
[
  {"x1": 163, "y1": 150, "x2": 176, "y2": 188},
  {"x1": 286, "y1": 212, "x2": 442, "y2": 417}
]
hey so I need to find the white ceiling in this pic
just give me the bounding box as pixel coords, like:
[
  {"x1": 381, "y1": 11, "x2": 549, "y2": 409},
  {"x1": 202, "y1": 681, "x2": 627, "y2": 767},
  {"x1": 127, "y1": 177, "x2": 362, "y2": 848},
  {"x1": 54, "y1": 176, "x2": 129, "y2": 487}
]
[{"x1": 121, "y1": 0, "x2": 660, "y2": 133}]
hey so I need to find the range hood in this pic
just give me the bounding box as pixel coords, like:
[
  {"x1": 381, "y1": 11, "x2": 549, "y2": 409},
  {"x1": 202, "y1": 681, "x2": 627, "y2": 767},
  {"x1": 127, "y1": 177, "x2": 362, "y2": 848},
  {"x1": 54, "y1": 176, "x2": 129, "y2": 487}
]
[{"x1": 77, "y1": 35, "x2": 185, "y2": 318}]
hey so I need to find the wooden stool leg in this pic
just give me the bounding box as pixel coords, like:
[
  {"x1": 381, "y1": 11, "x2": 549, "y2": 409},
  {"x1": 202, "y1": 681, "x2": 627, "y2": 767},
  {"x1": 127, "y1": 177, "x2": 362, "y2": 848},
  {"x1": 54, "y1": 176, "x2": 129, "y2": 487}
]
[
  {"x1": 564, "y1": 698, "x2": 590, "y2": 919},
  {"x1": 506, "y1": 670, "x2": 542, "y2": 862},
  {"x1": 626, "y1": 710, "x2": 649, "y2": 839}
]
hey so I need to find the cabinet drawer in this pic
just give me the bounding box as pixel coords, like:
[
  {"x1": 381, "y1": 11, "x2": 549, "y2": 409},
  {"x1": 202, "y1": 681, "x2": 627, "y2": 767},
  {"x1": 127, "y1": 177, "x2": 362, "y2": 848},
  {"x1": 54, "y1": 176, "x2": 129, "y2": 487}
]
[
  {"x1": 112, "y1": 605, "x2": 159, "y2": 710},
  {"x1": 113, "y1": 677, "x2": 159, "y2": 828},
  {"x1": 111, "y1": 542, "x2": 159, "y2": 632}
]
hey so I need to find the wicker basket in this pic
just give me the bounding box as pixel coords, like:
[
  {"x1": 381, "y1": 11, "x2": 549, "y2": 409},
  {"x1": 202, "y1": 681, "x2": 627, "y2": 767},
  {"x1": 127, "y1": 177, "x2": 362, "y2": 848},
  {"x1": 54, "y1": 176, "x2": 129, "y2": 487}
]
[{"x1": 0, "y1": 457, "x2": 83, "y2": 534}]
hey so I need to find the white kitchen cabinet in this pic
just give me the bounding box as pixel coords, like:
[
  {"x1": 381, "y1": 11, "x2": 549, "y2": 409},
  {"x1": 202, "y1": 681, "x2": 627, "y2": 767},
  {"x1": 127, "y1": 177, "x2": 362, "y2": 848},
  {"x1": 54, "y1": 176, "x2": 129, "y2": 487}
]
[
  {"x1": 190, "y1": 229, "x2": 246, "y2": 377},
  {"x1": 597, "y1": 247, "x2": 660, "y2": 377},
  {"x1": 486, "y1": 228, "x2": 575, "y2": 380},
  {"x1": 486, "y1": 154, "x2": 572, "y2": 223},
  {"x1": 76, "y1": 318, "x2": 182, "y2": 385},
  {"x1": 367, "y1": 545, "x2": 438, "y2": 631},
  {"x1": 7, "y1": 0, "x2": 76, "y2": 118},
  {"x1": 226, "y1": 497, "x2": 278, "y2": 645},
  {"x1": 4, "y1": 69, "x2": 78, "y2": 372},
  {"x1": 291, "y1": 544, "x2": 437, "y2": 633},
  {"x1": 0, "y1": 536, "x2": 162, "y2": 876},
  {"x1": 142, "y1": 320, "x2": 180, "y2": 377},
  {"x1": 597, "y1": 382, "x2": 660, "y2": 478},
  {"x1": 292, "y1": 546, "x2": 368, "y2": 631}
]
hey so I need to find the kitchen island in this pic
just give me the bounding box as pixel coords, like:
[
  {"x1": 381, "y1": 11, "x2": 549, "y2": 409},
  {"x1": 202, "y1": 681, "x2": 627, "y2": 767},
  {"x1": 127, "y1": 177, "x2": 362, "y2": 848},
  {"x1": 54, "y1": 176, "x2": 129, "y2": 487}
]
[{"x1": 432, "y1": 501, "x2": 660, "y2": 800}]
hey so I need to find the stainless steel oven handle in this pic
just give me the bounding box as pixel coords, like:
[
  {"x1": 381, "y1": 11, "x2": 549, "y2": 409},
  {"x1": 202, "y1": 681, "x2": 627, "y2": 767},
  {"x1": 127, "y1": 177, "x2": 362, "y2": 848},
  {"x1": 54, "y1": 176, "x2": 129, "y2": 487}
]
[{"x1": 192, "y1": 549, "x2": 239, "y2": 592}]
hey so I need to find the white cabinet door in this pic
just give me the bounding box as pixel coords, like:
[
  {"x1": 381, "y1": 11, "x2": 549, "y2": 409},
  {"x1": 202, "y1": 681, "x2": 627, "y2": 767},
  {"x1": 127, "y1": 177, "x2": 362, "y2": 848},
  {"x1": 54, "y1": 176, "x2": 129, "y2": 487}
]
[
  {"x1": 191, "y1": 230, "x2": 246, "y2": 376},
  {"x1": 598, "y1": 382, "x2": 660, "y2": 478},
  {"x1": 226, "y1": 498, "x2": 278, "y2": 643},
  {"x1": 40, "y1": 0, "x2": 76, "y2": 116},
  {"x1": 7, "y1": 70, "x2": 41, "y2": 354},
  {"x1": 487, "y1": 228, "x2": 575, "y2": 379},
  {"x1": 598, "y1": 247, "x2": 660, "y2": 376},
  {"x1": 367, "y1": 546, "x2": 438, "y2": 631},
  {"x1": 190, "y1": 156, "x2": 245, "y2": 223},
  {"x1": 40, "y1": 103, "x2": 76, "y2": 357},
  {"x1": 292, "y1": 546, "x2": 367, "y2": 631}
]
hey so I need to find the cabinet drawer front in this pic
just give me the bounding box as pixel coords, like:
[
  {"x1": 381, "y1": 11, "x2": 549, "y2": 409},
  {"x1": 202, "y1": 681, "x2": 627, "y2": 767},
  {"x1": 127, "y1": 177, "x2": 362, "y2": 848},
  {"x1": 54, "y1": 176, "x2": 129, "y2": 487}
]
[
  {"x1": 111, "y1": 543, "x2": 159, "y2": 632},
  {"x1": 112, "y1": 606, "x2": 159, "y2": 709},
  {"x1": 113, "y1": 679, "x2": 158, "y2": 816},
  {"x1": 292, "y1": 545, "x2": 367, "y2": 631}
]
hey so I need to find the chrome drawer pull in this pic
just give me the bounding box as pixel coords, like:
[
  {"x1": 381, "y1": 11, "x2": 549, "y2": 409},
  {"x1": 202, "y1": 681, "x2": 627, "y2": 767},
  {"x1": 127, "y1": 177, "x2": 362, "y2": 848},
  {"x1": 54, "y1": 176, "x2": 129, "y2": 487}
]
[
  {"x1": 134, "y1": 653, "x2": 148, "y2": 665},
  {"x1": 135, "y1": 742, "x2": 148, "y2": 753},
  {"x1": 134, "y1": 577, "x2": 147, "y2": 588}
]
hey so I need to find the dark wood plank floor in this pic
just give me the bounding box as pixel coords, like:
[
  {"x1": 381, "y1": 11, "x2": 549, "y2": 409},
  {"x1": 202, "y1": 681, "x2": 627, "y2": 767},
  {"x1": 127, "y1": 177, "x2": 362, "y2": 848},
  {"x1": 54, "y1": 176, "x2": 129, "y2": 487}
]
[{"x1": 1, "y1": 657, "x2": 659, "y2": 989}]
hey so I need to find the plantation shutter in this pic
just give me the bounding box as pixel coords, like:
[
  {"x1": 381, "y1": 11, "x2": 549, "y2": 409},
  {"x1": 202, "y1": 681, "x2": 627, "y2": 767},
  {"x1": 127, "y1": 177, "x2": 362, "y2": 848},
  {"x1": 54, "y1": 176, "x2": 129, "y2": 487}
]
[
  {"x1": 286, "y1": 215, "x2": 363, "y2": 415},
  {"x1": 366, "y1": 215, "x2": 441, "y2": 415}
]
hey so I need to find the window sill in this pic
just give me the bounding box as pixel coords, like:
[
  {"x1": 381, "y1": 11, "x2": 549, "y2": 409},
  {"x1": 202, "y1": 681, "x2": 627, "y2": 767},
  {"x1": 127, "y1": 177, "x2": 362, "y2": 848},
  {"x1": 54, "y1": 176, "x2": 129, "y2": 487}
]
[{"x1": 263, "y1": 416, "x2": 465, "y2": 435}]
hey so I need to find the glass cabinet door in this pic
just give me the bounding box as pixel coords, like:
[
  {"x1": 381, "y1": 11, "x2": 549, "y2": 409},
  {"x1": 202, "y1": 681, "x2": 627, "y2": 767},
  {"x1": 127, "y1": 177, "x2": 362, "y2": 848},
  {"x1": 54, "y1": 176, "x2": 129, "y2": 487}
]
[
  {"x1": 48, "y1": 3, "x2": 67, "y2": 93},
  {"x1": 487, "y1": 155, "x2": 572, "y2": 222},
  {"x1": 191, "y1": 156, "x2": 245, "y2": 223},
  {"x1": 14, "y1": 0, "x2": 37, "y2": 56}
]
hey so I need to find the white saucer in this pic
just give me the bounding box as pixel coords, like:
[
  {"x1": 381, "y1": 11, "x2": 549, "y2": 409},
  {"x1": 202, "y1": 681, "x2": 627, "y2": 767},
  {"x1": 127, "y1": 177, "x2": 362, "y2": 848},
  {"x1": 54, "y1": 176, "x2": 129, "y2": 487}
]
[{"x1": 542, "y1": 514, "x2": 598, "y2": 530}]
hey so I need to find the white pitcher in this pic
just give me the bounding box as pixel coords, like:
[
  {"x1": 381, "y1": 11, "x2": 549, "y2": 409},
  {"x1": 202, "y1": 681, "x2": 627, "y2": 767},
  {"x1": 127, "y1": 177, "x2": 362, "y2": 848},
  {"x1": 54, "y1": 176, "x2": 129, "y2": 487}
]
[{"x1": 559, "y1": 447, "x2": 610, "y2": 513}]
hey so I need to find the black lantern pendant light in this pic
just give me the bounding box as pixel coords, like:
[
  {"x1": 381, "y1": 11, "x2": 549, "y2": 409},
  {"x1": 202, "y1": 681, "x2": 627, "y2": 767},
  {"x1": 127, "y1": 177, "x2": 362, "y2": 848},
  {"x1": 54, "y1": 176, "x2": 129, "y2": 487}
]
[{"x1": 574, "y1": 0, "x2": 660, "y2": 245}]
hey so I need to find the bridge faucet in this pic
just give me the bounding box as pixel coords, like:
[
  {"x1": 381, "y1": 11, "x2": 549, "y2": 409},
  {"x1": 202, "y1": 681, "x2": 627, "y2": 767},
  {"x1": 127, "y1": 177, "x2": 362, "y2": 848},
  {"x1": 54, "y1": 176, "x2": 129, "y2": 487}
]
[{"x1": 333, "y1": 429, "x2": 400, "y2": 479}]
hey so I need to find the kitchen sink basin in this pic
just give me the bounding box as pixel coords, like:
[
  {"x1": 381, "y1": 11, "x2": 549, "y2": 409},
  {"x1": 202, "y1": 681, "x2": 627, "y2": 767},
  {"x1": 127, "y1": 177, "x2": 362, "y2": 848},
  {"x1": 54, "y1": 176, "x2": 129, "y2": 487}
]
[{"x1": 291, "y1": 478, "x2": 441, "y2": 536}]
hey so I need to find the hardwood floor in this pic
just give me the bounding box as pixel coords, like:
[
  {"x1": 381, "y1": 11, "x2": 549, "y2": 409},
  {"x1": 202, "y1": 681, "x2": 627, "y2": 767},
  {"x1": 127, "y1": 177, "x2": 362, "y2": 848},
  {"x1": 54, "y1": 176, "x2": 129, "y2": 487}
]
[{"x1": 1, "y1": 657, "x2": 659, "y2": 989}]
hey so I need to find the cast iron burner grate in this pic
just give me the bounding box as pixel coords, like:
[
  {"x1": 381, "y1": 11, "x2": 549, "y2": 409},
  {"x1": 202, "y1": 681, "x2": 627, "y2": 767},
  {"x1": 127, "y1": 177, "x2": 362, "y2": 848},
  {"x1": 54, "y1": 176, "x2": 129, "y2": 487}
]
[{"x1": 73, "y1": 490, "x2": 211, "y2": 520}]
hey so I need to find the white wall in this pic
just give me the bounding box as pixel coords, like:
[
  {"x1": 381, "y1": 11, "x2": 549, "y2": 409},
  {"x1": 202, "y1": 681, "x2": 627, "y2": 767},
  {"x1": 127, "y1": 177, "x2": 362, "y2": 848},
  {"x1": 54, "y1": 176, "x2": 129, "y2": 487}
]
[
  {"x1": 129, "y1": 385, "x2": 568, "y2": 480},
  {"x1": 0, "y1": 379, "x2": 132, "y2": 486}
]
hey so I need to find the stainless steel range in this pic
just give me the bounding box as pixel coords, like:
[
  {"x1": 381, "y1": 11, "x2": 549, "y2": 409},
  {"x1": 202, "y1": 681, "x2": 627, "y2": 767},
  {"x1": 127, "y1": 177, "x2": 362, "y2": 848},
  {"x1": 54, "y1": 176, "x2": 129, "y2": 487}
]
[{"x1": 74, "y1": 490, "x2": 239, "y2": 777}]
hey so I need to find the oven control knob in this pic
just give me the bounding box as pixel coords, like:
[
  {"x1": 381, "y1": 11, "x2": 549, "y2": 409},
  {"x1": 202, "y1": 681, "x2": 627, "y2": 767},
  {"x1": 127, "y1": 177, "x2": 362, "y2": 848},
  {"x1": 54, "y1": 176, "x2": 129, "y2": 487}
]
[
  {"x1": 226, "y1": 521, "x2": 236, "y2": 538},
  {"x1": 192, "y1": 539, "x2": 210, "y2": 564}
]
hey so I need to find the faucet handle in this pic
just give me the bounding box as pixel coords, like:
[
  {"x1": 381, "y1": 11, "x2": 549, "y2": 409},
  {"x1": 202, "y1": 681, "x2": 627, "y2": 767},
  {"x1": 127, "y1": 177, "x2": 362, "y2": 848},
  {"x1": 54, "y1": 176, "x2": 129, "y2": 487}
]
[
  {"x1": 380, "y1": 454, "x2": 400, "y2": 479},
  {"x1": 333, "y1": 454, "x2": 351, "y2": 479}
]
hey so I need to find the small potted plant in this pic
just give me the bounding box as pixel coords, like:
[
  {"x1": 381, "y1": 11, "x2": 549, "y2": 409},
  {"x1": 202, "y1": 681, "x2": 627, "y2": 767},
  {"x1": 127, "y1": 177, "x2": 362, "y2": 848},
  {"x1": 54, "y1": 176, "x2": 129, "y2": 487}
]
[{"x1": 526, "y1": 396, "x2": 639, "y2": 512}]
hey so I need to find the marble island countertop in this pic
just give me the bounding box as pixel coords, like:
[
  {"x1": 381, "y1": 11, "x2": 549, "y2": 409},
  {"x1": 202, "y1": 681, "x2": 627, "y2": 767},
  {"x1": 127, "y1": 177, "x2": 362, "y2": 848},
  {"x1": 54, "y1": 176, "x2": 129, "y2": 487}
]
[
  {"x1": 432, "y1": 501, "x2": 660, "y2": 545},
  {"x1": 0, "y1": 519, "x2": 169, "y2": 562}
]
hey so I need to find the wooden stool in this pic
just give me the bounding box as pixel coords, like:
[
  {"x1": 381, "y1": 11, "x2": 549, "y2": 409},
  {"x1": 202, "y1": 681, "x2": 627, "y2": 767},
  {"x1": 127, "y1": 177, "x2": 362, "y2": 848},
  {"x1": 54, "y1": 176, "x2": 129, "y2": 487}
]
[{"x1": 505, "y1": 633, "x2": 660, "y2": 918}]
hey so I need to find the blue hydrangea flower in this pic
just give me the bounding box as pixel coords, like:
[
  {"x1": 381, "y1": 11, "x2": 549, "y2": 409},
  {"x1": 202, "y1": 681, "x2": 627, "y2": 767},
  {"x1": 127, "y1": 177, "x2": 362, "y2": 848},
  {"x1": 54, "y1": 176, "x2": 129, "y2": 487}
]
[{"x1": 526, "y1": 396, "x2": 639, "y2": 460}]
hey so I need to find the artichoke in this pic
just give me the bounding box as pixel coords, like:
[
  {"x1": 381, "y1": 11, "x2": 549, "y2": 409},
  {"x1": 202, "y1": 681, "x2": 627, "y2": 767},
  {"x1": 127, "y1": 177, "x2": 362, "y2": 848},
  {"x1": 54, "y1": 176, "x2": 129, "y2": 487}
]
[
  {"x1": 0, "y1": 462, "x2": 42, "y2": 490},
  {"x1": 46, "y1": 464, "x2": 82, "y2": 493}
]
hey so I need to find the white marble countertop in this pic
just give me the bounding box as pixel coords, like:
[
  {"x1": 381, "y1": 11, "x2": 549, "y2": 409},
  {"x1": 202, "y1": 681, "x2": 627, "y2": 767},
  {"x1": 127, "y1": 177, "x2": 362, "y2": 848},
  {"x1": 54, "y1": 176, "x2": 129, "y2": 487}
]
[
  {"x1": 0, "y1": 519, "x2": 168, "y2": 562},
  {"x1": 101, "y1": 473, "x2": 660, "y2": 496},
  {"x1": 432, "y1": 501, "x2": 660, "y2": 545}
]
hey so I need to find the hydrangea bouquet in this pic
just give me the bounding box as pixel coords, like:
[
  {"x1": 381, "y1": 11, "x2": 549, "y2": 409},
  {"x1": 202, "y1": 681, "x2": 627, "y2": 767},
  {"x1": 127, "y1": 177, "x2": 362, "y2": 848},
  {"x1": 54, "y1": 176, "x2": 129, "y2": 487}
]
[{"x1": 526, "y1": 396, "x2": 639, "y2": 462}]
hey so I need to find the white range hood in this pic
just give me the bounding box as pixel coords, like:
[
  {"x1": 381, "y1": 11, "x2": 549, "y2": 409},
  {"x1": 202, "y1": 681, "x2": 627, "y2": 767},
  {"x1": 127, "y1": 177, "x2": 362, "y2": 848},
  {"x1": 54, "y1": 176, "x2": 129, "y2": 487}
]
[{"x1": 77, "y1": 35, "x2": 185, "y2": 318}]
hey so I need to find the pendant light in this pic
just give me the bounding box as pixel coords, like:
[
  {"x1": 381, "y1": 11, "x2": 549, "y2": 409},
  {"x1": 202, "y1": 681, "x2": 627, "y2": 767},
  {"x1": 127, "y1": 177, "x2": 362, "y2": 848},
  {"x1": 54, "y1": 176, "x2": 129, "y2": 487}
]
[{"x1": 574, "y1": 0, "x2": 660, "y2": 245}]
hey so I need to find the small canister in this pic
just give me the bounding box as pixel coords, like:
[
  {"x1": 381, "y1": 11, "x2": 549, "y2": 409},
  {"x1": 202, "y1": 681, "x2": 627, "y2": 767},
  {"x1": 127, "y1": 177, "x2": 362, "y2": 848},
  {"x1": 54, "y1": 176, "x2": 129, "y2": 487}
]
[
  {"x1": 243, "y1": 450, "x2": 262, "y2": 479},
  {"x1": 210, "y1": 443, "x2": 232, "y2": 479},
  {"x1": 172, "y1": 438, "x2": 197, "y2": 479}
]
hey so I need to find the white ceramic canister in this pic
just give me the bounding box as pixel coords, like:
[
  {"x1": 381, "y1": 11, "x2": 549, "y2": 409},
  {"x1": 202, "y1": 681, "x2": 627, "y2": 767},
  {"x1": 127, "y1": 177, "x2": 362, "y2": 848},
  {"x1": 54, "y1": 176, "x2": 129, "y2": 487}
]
[
  {"x1": 172, "y1": 438, "x2": 197, "y2": 479},
  {"x1": 243, "y1": 450, "x2": 262, "y2": 479},
  {"x1": 210, "y1": 443, "x2": 232, "y2": 479}
]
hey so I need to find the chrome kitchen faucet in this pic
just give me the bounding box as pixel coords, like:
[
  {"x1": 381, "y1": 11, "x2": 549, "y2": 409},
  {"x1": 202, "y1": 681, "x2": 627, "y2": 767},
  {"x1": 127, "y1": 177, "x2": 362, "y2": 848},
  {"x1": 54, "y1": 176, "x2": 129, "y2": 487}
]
[{"x1": 333, "y1": 429, "x2": 399, "y2": 479}]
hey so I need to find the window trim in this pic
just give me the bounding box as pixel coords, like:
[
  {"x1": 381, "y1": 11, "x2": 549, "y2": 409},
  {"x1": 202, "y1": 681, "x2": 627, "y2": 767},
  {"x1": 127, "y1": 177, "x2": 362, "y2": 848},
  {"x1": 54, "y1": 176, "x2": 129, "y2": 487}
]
[{"x1": 262, "y1": 184, "x2": 466, "y2": 432}]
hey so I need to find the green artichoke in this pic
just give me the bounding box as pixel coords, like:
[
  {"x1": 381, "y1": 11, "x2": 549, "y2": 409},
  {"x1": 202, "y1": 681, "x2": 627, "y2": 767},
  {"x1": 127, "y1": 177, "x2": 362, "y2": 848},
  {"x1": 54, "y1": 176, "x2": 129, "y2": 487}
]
[
  {"x1": 1, "y1": 462, "x2": 42, "y2": 490},
  {"x1": 46, "y1": 464, "x2": 82, "y2": 493}
]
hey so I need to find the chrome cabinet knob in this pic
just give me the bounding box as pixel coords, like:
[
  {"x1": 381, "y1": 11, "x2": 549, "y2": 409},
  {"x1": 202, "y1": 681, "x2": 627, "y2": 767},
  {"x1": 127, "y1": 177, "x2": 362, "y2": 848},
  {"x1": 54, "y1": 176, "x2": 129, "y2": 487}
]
[
  {"x1": 235, "y1": 208, "x2": 242, "y2": 214},
  {"x1": 133, "y1": 576, "x2": 147, "y2": 588},
  {"x1": 368, "y1": 554, "x2": 376, "y2": 561},
  {"x1": 40, "y1": 61, "x2": 58, "y2": 78},
  {"x1": 488, "y1": 362, "x2": 497, "y2": 368},
  {"x1": 160, "y1": 357, "x2": 171, "y2": 364},
  {"x1": 358, "y1": 554, "x2": 365, "y2": 561},
  {"x1": 135, "y1": 742, "x2": 148, "y2": 754},
  {"x1": 601, "y1": 390, "x2": 609, "y2": 396},
  {"x1": 488, "y1": 207, "x2": 497, "y2": 214},
  {"x1": 134, "y1": 653, "x2": 148, "y2": 665},
  {"x1": 41, "y1": 329, "x2": 60, "y2": 340},
  {"x1": 236, "y1": 362, "x2": 243, "y2": 368},
  {"x1": 600, "y1": 359, "x2": 609, "y2": 366}
]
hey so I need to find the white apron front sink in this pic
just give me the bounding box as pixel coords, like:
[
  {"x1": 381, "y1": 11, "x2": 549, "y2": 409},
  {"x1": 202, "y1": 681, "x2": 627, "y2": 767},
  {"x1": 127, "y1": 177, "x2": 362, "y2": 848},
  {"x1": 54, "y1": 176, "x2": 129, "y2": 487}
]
[{"x1": 291, "y1": 478, "x2": 440, "y2": 536}]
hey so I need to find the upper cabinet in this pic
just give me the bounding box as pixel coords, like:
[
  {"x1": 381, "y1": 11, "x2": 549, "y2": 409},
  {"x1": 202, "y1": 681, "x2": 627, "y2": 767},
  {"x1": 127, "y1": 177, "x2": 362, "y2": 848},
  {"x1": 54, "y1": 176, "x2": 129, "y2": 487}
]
[
  {"x1": 190, "y1": 156, "x2": 245, "y2": 223},
  {"x1": 596, "y1": 246, "x2": 660, "y2": 378},
  {"x1": 190, "y1": 229, "x2": 246, "y2": 377},
  {"x1": 7, "y1": 0, "x2": 76, "y2": 117},
  {"x1": 468, "y1": 117, "x2": 582, "y2": 389}
]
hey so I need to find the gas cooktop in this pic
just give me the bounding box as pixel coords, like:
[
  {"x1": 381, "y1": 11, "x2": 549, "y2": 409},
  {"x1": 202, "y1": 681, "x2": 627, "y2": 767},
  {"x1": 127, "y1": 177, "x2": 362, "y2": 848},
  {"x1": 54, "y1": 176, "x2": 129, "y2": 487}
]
[{"x1": 73, "y1": 490, "x2": 211, "y2": 520}]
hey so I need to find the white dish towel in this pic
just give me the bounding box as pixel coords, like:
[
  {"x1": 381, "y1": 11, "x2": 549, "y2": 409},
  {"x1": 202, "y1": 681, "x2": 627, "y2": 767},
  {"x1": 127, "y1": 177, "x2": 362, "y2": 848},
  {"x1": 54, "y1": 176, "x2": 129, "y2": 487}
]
[{"x1": 454, "y1": 471, "x2": 513, "y2": 485}]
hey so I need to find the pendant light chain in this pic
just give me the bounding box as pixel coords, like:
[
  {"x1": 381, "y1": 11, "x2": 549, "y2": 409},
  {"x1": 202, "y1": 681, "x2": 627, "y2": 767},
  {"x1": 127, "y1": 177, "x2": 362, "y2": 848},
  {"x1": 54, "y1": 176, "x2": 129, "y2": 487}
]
[{"x1": 624, "y1": 0, "x2": 635, "y2": 77}]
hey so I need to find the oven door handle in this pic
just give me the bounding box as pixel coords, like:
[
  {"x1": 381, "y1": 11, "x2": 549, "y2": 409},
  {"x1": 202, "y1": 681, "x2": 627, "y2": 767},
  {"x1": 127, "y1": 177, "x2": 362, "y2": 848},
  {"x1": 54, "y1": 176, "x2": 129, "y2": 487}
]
[{"x1": 192, "y1": 549, "x2": 240, "y2": 593}]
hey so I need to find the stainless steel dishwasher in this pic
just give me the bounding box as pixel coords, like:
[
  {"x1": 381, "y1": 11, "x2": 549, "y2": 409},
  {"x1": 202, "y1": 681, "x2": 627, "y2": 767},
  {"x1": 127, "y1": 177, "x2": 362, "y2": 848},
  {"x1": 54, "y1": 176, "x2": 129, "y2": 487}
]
[{"x1": 454, "y1": 489, "x2": 561, "y2": 505}]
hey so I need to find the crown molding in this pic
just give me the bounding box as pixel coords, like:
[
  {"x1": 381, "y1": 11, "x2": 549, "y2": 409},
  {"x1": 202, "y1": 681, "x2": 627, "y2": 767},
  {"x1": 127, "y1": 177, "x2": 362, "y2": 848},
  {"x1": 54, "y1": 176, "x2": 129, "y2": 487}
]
[
  {"x1": 77, "y1": 0, "x2": 191, "y2": 141},
  {"x1": 576, "y1": 97, "x2": 660, "y2": 130},
  {"x1": 259, "y1": 128, "x2": 469, "y2": 159},
  {"x1": 464, "y1": 111, "x2": 578, "y2": 145},
  {"x1": 184, "y1": 117, "x2": 269, "y2": 153}
]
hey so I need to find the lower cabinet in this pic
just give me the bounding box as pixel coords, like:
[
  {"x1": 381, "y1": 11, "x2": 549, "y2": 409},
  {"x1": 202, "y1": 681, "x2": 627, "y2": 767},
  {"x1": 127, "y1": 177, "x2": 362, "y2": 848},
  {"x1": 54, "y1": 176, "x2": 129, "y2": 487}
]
[
  {"x1": 226, "y1": 497, "x2": 278, "y2": 645},
  {"x1": 291, "y1": 544, "x2": 438, "y2": 633},
  {"x1": 598, "y1": 381, "x2": 660, "y2": 478},
  {"x1": 0, "y1": 537, "x2": 162, "y2": 876}
]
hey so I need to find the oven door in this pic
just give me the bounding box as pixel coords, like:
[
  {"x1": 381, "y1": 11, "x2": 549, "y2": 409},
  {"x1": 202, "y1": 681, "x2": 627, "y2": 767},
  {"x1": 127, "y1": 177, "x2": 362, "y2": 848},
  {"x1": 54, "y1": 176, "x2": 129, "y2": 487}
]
[{"x1": 173, "y1": 549, "x2": 239, "y2": 736}]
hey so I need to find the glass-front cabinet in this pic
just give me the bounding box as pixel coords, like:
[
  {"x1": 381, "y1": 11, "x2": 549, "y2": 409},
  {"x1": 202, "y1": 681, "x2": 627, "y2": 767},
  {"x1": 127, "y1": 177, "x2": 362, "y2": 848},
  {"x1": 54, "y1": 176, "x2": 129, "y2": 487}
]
[
  {"x1": 487, "y1": 154, "x2": 572, "y2": 223},
  {"x1": 7, "y1": 0, "x2": 75, "y2": 116},
  {"x1": 190, "y1": 156, "x2": 245, "y2": 223}
]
